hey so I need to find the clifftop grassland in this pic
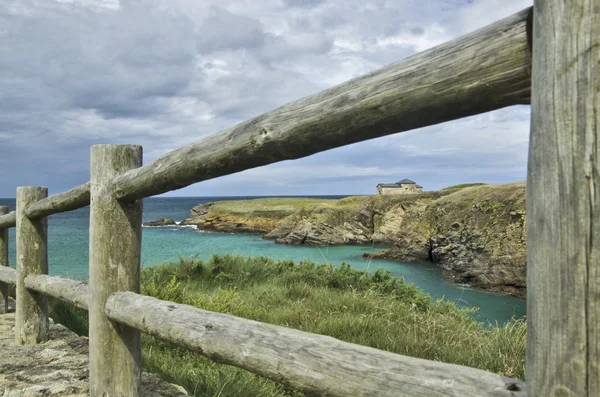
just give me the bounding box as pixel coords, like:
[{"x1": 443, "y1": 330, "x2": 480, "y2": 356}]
[
  {"x1": 180, "y1": 198, "x2": 337, "y2": 233},
  {"x1": 178, "y1": 182, "x2": 527, "y2": 297}
]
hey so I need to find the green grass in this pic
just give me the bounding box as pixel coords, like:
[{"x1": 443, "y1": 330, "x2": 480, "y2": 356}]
[
  {"x1": 49, "y1": 254, "x2": 526, "y2": 397},
  {"x1": 441, "y1": 183, "x2": 488, "y2": 190},
  {"x1": 209, "y1": 198, "x2": 337, "y2": 219}
]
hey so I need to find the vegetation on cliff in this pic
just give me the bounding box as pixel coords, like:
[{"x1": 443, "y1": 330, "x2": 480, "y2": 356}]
[
  {"x1": 50, "y1": 254, "x2": 526, "y2": 397},
  {"x1": 264, "y1": 192, "x2": 452, "y2": 245},
  {"x1": 180, "y1": 198, "x2": 337, "y2": 233},
  {"x1": 161, "y1": 182, "x2": 527, "y2": 298},
  {"x1": 379, "y1": 182, "x2": 527, "y2": 297}
]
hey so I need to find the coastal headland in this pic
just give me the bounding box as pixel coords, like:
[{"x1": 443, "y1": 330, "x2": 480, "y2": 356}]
[{"x1": 146, "y1": 182, "x2": 526, "y2": 298}]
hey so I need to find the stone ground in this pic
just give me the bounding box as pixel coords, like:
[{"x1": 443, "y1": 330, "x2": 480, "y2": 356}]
[{"x1": 0, "y1": 300, "x2": 189, "y2": 397}]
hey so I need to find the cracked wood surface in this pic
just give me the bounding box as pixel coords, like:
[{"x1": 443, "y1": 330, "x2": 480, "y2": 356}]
[
  {"x1": 106, "y1": 291, "x2": 527, "y2": 397},
  {"x1": 25, "y1": 183, "x2": 90, "y2": 220},
  {"x1": 527, "y1": 0, "x2": 600, "y2": 396},
  {"x1": 111, "y1": 8, "x2": 532, "y2": 202},
  {"x1": 24, "y1": 275, "x2": 89, "y2": 311}
]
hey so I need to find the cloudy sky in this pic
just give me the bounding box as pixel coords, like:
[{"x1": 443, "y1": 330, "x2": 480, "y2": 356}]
[{"x1": 0, "y1": 0, "x2": 533, "y2": 198}]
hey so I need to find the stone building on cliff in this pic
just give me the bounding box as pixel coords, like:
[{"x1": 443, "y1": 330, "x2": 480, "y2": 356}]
[{"x1": 376, "y1": 179, "x2": 423, "y2": 195}]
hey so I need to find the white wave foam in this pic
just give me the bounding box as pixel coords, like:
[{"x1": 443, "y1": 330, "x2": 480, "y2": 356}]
[{"x1": 179, "y1": 225, "x2": 199, "y2": 230}]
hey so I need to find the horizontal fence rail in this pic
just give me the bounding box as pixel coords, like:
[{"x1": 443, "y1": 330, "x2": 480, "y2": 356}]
[
  {"x1": 112, "y1": 7, "x2": 533, "y2": 202},
  {"x1": 25, "y1": 182, "x2": 90, "y2": 220},
  {"x1": 0, "y1": 212, "x2": 16, "y2": 229},
  {"x1": 105, "y1": 292, "x2": 527, "y2": 397},
  {"x1": 0, "y1": 266, "x2": 16, "y2": 285},
  {"x1": 0, "y1": 268, "x2": 89, "y2": 311},
  {"x1": 24, "y1": 274, "x2": 89, "y2": 310}
]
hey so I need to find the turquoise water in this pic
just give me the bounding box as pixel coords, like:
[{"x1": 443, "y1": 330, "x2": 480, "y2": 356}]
[{"x1": 0, "y1": 197, "x2": 526, "y2": 325}]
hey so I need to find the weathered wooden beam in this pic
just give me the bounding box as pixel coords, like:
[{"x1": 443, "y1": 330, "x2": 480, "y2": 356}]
[
  {"x1": 0, "y1": 207, "x2": 10, "y2": 313},
  {"x1": 527, "y1": 1, "x2": 600, "y2": 396},
  {"x1": 24, "y1": 274, "x2": 88, "y2": 311},
  {"x1": 0, "y1": 265, "x2": 16, "y2": 285},
  {"x1": 106, "y1": 292, "x2": 527, "y2": 397},
  {"x1": 25, "y1": 182, "x2": 90, "y2": 220},
  {"x1": 15, "y1": 187, "x2": 49, "y2": 345},
  {"x1": 89, "y1": 145, "x2": 143, "y2": 397},
  {"x1": 112, "y1": 7, "x2": 533, "y2": 202},
  {"x1": 0, "y1": 211, "x2": 16, "y2": 229}
]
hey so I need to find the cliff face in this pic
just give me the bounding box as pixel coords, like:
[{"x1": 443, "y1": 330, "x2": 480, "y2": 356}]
[
  {"x1": 180, "y1": 198, "x2": 337, "y2": 234},
  {"x1": 263, "y1": 183, "x2": 527, "y2": 297},
  {"x1": 180, "y1": 183, "x2": 527, "y2": 297},
  {"x1": 263, "y1": 194, "x2": 440, "y2": 249},
  {"x1": 381, "y1": 182, "x2": 527, "y2": 297}
]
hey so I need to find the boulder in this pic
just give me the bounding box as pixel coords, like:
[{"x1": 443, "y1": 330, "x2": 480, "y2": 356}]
[{"x1": 143, "y1": 218, "x2": 177, "y2": 227}]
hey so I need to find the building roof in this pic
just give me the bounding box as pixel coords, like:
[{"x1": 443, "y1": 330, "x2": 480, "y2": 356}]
[{"x1": 377, "y1": 179, "x2": 421, "y2": 188}]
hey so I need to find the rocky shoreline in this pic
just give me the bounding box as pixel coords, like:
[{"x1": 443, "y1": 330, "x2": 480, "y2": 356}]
[{"x1": 146, "y1": 182, "x2": 527, "y2": 298}]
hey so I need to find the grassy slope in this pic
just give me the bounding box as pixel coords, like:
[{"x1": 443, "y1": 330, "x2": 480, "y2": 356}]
[
  {"x1": 189, "y1": 198, "x2": 342, "y2": 234},
  {"x1": 203, "y1": 183, "x2": 488, "y2": 223},
  {"x1": 208, "y1": 198, "x2": 339, "y2": 219},
  {"x1": 50, "y1": 255, "x2": 526, "y2": 397},
  {"x1": 441, "y1": 183, "x2": 488, "y2": 190}
]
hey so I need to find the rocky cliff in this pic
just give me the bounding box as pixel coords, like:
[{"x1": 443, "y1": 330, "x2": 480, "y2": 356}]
[
  {"x1": 179, "y1": 183, "x2": 527, "y2": 297},
  {"x1": 377, "y1": 182, "x2": 527, "y2": 298},
  {"x1": 180, "y1": 198, "x2": 337, "y2": 234},
  {"x1": 263, "y1": 194, "x2": 441, "y2": 248},
  {"x1": 264, "y1": 183, "x2": 526, "y2": 297}
]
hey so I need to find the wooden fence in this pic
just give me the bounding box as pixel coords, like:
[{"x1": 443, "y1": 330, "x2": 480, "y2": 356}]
[{"x1": 0, "y1": 2, "x2": 597, "y2": 396}]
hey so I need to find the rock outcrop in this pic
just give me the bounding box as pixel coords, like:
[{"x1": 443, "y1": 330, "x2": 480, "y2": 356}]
[
  {"x1": 143, "y1": 218, "x2": 177, "y2": 227},
  {"x1": 264, "y1": 195, "x2": 438, "y2": 247},
  {"x1": 430, "y1": 182, "x2": 526, "y2": 297},
  {"x1": 263, "y1": 183, "x2": 527, "y2": 297},
  {"x1": 371, "y1": 182, "x2": 527, "y2": 297},
  {"x1": 178, "y1": 183, "x2": 527, "y2": 297},
  {"x1": 180, "y1": 198, "x2": 336, "y2": 234}
]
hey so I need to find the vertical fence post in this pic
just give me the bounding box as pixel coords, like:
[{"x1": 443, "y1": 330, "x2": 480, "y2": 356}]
[
  {"x1": 0, "y1": 206, "x2": 9, "y2": 313},
  {"x1": 89, "y1": 145, "x2": 143, "y2": 396},
  {"x1": 528, "y1": 1, "x2": 599, "y2": 396},
  {"x1": 15, "y1": 187, "x2": 48, "y2": 344}
]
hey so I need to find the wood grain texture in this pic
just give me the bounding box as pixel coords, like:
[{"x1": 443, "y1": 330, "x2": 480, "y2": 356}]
[
  {"x1": 89, "y1": 145, "x2": 142, "y2": 397},
  {"x1": 112, "y1": 7, "x2": 533, "y2": 202},
  {"x1": 0, "y1": 211, "x2": 16, "y2": 229},
  {"x1": 0, "y1": 266, "x2": 16, "y2": 285},
  {"x1": 527, "y1": 1, "x2": 599, "y2": 396},
  {"x1": 15, "y1": 187, "x2": 48, "y2": 345},
  {"x1": 106, "y1": 292, "x2": 527, "y2": 397},
  {"x1": 24, "y1": 275, "x2": 88, "y2": 311},
  {"x1": 25, "y1": 182, "x2": 90, "y2": 220},
  {"x1": 0, "y1": 207, "x2": 10, "y2": 313}
]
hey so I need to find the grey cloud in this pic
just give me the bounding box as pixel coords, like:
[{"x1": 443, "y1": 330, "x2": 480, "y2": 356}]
[
  {"x1": 0, "y1": 0, "x2": 532, "y2": 197},
  {"x1": 410, "y1": 27, "x2": 425, "y2": 35},
  {"x1": 281, "y1": 0, "x2": 326, "y2": 8},
  {"x1": 196, "y1": 7, "x2": 266, "y2": 53}
]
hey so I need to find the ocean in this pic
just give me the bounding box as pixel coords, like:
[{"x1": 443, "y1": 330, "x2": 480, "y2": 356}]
[{"x1": 0, "y1": 196, "x2": 526, "y2": 325}]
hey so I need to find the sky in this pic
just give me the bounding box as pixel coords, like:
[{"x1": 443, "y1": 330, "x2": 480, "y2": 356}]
[{"x1": 0, "y1": 0, "x2": 533, "y2": 198}]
